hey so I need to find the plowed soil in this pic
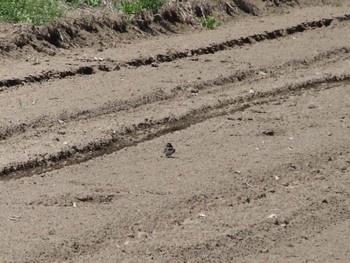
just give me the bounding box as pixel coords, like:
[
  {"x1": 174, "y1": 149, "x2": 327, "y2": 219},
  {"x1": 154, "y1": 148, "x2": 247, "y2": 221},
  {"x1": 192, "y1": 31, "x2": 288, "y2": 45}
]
[{"x1": 0, "y1": 1, "x2": 350, "y2": 262}]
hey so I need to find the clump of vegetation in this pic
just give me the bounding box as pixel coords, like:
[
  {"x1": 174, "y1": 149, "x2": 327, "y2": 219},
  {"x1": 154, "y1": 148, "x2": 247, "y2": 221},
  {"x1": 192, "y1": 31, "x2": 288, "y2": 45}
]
[
  {"x1": 0, "y1": 0, "x2": 63, "y2": 25},
  {"x1": 66, "y1": 0, "x2": 102, "y2": 7},
  {"x1": 116, "y1": 0, "x2": 166, "y2": 15},
  {"x1": 199, "y1": 16, "x2": 220, "y2": 30},
  {"x1": 0, "y1": 0, "x2": 169, "y2": 25}
]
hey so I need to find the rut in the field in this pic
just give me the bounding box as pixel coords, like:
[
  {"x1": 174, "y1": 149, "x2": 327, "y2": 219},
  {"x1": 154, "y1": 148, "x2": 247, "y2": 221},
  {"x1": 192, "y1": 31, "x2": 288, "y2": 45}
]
[
  {"x1": 1, "y1": 14, "x2": 349, "y2": 90},
  {"x1": 0, "y1": 0, "x2": 295, "y2": 56},
  {"x1": 0, "y1": 45, "x2": 349, "y2": 147},
  {"x1": 0, "y1": 46, "x2": 348, "y2": 143},
  {"x1": 10, "y1": 81, "x2": 350, "y2": 262},
  {"x1": 0, "y1": 11, "x2": 349, "y2": 180},
  {"x1": 2, "y1": 72, "x2": 350, "y2": 180}
]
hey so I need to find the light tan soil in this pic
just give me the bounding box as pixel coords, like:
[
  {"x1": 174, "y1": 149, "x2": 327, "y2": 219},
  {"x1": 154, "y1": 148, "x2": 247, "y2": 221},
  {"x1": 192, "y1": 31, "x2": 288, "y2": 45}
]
[{"x1": 0, "y1": 1, "x2": 350, "y2": 262}]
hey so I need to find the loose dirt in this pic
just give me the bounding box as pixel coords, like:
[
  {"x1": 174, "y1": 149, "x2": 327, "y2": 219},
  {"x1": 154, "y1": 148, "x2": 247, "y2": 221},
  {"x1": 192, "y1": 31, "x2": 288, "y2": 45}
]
[{"x1": 0, "y1": 0, "x2": 349, "y2": 262}]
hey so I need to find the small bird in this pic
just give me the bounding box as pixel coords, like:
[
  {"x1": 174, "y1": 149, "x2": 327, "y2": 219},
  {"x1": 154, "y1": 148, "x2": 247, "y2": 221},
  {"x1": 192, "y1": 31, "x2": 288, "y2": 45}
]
[{"x1": 164, "y1": 143, "x2": 175, "y2": 158}]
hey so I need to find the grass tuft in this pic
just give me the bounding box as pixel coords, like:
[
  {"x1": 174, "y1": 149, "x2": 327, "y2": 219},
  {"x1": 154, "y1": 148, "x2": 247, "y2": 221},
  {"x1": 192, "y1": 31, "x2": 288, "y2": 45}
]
[
  {"x1": 66, "y1": 0, "x2": 102, "y2": 7},
  {"x1": 0, "y1": 0, "x2": 168, "y2": 25},
  {"x1": 0, "y1": 0, "x2": 63, "y2": 25},
  {"x1": 117, "y1": 0, "x2": 166, "y2": 15},
  {"x1": 199, "y1": 16, "x2": 220, "y2": 30}
]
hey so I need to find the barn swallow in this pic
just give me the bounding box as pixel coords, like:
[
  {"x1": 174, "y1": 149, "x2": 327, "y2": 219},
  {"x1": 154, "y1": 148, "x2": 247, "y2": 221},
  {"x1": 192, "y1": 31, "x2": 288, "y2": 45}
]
[{"x1": 164, "y1": 143, "x2": 175, "y2": 158}]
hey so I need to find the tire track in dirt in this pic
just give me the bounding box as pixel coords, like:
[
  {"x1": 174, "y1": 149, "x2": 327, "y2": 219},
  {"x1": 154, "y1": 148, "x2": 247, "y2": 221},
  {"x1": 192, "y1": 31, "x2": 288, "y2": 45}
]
[
  {"x1": 78, "y1": 101, "x2": 350, "y2": 262},
  {"x1": 154, "y1": 146, "x2": 350, "y2": 261},
  {"x1": 170, "y1": 196, "x2": 350, "y2": 261},
  {"x1": 1, "y1": 73, "x2": 349, "y2": 180},
  {"x1": 0, "y1": 47, "x2": 348, "y2": 142},
  {"x1": 0, "y1": 15, "x2": 349, "y2": 90},
  {"x1": 23, "y1": 121, "x2": 350, "y2": 262}
]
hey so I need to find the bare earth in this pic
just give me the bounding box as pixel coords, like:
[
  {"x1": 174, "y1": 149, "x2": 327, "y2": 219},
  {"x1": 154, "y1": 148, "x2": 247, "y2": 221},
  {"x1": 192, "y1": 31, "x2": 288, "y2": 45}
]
[{"x1": 0, "y1": 2, "x2": 350, "y2": 262}]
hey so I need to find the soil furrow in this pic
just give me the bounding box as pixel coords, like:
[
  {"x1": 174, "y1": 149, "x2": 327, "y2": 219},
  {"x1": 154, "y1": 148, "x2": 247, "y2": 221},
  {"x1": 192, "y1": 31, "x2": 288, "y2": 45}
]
[
  {"x1": 1, "y1": 4, "x2": 350, "y2": 262},
  {"x1": 0, "y1": 47, "x2": 348, "y2": 142},
  {"x1": 170, "y1": 197, "x2": 350, "y2": 262},
  {"x1": 67, "y1": 81, "x2": 350, "y2": 262},
  {"x1": 0, "y1": 15, "x2": 348, "y2": 90},
  {"x1": 1, "y1": 73, "x2": 349, "y2": 180},
  {"x1": 19, "y1": 90, "x2": 350, "y2": 262}
]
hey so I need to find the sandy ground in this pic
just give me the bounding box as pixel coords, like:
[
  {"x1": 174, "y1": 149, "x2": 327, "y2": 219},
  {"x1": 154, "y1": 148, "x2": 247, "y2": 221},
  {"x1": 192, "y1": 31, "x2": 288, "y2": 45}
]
[{"x1": 0, "y1": 1, "x2": 350, "y2": 262}]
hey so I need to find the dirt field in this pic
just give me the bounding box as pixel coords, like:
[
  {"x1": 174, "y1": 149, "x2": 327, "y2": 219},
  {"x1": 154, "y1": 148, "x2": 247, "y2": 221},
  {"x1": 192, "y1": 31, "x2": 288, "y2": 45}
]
[{"x1": 0, "y1": 1, "x2": 350, "y2": 262}]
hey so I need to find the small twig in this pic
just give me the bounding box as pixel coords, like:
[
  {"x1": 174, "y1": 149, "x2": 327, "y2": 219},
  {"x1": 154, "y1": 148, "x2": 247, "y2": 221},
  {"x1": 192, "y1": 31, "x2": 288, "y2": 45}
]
[
  {"x1": 244, "y1": 182, "x2": 254, "y2": 188},
  {"x1": 8, "y1": 215, "x2": 21, "y2": 221},
  {"x1": 210, "y1": 120, "x2": 227, "y2": 132}
]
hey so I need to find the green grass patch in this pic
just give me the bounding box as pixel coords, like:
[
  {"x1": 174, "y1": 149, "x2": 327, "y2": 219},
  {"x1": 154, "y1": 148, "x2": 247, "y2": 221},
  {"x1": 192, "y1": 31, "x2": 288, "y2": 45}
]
[
  {"x1": 199, "y1": 16, "x2": 220, "y2": 30},
  {"x1": 0, "y1": 0, "x2": 170, "y2": 26},
  {"x1": 0, "y1": 0, "x2": 63, "y2": 25},
  {"x1": 116, "y1": 0, "x2": 166, "y2": 15},
  {"x1": 66, "y1": 0, "x2": 102, "y2": 7}
]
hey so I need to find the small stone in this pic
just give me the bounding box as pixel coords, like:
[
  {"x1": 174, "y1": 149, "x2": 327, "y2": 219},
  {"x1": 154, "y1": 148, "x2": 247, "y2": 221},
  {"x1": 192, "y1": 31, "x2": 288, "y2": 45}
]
[
  {"x1": 260, "y1": 248, "x2": 269, "y2": 253},
  {"x1": 308, "y1": 104, "x2": 317, "y2": 109},
  {"x1": 75, "y1": 195, "x2": 93, "y2": 202},
  {"x1": 262, "y1": 129, "x2": 274, "y2": 136},
  {"x1": 268, "y1": 214, "x2": 277, "y2": 219},
  {"x1": 198, "y1": 213, "x2": 207, "y2": 218}
]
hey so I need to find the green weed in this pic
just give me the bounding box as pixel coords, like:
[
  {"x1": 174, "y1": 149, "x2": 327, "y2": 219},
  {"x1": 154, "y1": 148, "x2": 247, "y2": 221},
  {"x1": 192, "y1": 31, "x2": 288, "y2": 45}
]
[
  {"x1": 118, "y1": 1, "x2": 142, "y2": 15},
  {"x1": 66, "y1": 0, "x2": 102, "y2": 7},
  {"x1": 117, "y1": 0, "x2": 166, "y2": 15},
  {"x1": 199, "y1": 16, "x2": 220, "y2": 30},
  {"x1": 124, "y1": 14, "x2": 135, "y2": 28},
  {"x1": 81, "y1": 14, "x2": 91, "y2": 23},
  {"x1": 0, "y1": 0, "x2": 172, "y2": 26},
  {"x1": 0, "y1": 0, "x2": 63, "y2": 25}
]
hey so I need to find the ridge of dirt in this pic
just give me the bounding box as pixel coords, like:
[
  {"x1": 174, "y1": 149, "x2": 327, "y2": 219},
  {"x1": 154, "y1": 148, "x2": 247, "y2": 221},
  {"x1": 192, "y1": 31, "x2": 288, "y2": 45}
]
[
  {"x1": 0, "y1": 0, "x2": 272, "y2": 56},
  {"x1": 0, "y1": 46, "x2": 348, "y2": 143},
  {"x1": 167, "y1": 194, "x2": 350, "y2": 261},
  {"x1": 6, "y1": 81, "x2": 350, "y2": 262},
  {"x1": 1, "y1": 72, "x2": 349, "y2": 180},
  {"x1": 1, "y1": 14, "x2": 348, "y2": 90}
]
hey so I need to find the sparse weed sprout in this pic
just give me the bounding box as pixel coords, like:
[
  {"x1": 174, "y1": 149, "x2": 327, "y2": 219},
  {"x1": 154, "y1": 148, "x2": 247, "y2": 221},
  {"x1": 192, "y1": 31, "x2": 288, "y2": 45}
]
[{"x1": 200, "y1": 16, "x2": 220, "y2": 30}]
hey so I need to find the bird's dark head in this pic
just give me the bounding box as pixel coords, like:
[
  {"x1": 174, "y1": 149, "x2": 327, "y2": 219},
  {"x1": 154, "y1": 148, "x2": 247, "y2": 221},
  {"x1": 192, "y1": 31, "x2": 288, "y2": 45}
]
[{"x1": 166, "y1": 143, "x2": 173, "y2": 147}]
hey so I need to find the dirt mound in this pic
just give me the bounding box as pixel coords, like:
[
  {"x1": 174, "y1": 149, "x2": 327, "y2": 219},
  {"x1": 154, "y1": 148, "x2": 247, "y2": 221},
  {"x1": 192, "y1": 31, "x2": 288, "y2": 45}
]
[{"x1": 0, "y1": 0, "x2": 299, "y2": 57}]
